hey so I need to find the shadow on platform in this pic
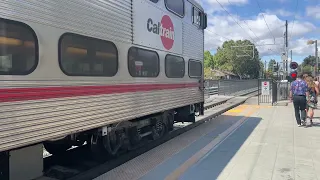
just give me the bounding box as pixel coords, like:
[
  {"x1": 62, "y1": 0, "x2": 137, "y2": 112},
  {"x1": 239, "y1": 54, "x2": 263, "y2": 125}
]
[{"x1": 178, "y1": 115, "x2": 262, "y2": 180}]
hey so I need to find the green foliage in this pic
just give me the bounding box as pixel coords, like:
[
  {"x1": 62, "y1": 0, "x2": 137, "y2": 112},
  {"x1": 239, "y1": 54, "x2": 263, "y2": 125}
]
[
  {"x1": 210, "y1": 39, "x2": 262, "y2": 78},
  {"x1": 299, "y1": 55, "x2": 320, "y2": 74},
  {"x1": 204, "y1": 67, "x2": 212, "y2": 79},
  {"x1": 204, "y1": 51, "x2": 214, "y2": 69},
  {"x1": 302, "y1": 55, "x2": 316, "y2": 66},
  {"x1": 265, "y1": 70, "x2": 274, "y2": 79},
  {"x1": 302, "y1": 65, "x2": 313, "y2": 74},
  {"x1": 268, "y1": 59, "x2": 276, "y2": 71}
]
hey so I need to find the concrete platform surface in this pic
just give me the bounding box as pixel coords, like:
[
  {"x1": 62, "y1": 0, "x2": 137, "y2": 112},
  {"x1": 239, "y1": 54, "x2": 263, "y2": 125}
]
[{"x1": 177, "y1": 102, "x2": 320, "y2": 180}]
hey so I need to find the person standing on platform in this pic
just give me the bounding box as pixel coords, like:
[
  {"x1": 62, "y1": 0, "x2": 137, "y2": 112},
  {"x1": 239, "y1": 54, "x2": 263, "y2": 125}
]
[
  {"x1": 289, "y1": 73, "x2": 309, "y2": 126},
  {"x1": 306, "y1": 76, "x2": 319, "y2": 126}
]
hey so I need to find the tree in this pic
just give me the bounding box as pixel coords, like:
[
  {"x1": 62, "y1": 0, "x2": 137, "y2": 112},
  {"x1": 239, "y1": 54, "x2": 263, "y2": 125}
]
[
  {"x1": 204, "y1": 51, "x2": 214, "y2": 69},
  {"x1": 204, "y1": 67, "x2": 212, "y2": 79},
  {"x1": 302, "y1": 55, "x2": 316, "y2": 67},
  {"x1": 302, "y1": 65, "x2": 313, "y2": 74},
  {"x1": 259, "y1": 60, "x2": 264, "y2": 78},
  {"x1": 212, "y1": 39, "x2": 262, "y2": 78},
  {"x1": 268, "y1": 59, "x2": 276, "y2": 71}
]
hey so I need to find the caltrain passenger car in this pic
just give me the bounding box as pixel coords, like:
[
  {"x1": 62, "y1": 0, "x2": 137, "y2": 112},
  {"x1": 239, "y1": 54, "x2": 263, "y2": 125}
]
[{"x1": 0, "y1": 0, "x2": 207, "y2": 156}]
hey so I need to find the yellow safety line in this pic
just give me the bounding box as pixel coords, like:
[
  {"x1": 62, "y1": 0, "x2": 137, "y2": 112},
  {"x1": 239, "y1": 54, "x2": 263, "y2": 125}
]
[{"x1": 164, "y1": 107, "x2": 259, "y2": 180}]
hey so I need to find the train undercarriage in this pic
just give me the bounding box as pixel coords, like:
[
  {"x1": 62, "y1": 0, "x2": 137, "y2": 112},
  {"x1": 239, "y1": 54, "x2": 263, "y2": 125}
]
[{"x1": 43, "y1": 103, "x2": 204, "y2": 157}]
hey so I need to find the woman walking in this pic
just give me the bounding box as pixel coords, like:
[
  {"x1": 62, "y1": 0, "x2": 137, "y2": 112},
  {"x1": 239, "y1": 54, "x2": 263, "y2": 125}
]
[{"x1": 306, "y1": 76, "x2": 319, "y2": 126}]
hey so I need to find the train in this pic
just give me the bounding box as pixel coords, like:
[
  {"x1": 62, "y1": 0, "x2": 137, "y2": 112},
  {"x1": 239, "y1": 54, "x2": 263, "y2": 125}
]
[{"x1": 0, "y1": 0, "x2": 207, "y2": 157}]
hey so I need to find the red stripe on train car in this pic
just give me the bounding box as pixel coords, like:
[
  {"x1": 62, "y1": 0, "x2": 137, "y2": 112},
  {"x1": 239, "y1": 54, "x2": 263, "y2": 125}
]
[{"x1": 0, "y1": 83, "x2": 200, "y2": 102}]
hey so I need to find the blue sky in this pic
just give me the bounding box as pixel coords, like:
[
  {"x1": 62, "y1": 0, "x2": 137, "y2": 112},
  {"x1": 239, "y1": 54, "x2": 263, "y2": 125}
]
[{"x1": 199, "y1": 0, "x2": 319, "y2": 66}]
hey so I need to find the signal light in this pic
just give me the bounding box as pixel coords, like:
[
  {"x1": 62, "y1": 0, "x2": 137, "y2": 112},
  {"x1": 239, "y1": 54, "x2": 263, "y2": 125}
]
[
  {"x1": 287, "y1": 71, "x2": 297, "y2": 82},
  {"x1": 290, "y1": 62, "x2": 298, "y2": 70},
  {"x1": 290, "y1": 71, "x2": 297, "y2": 78}
]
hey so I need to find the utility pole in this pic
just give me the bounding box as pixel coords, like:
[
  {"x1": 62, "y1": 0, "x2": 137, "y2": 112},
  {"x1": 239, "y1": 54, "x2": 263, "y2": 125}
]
[
  {"x1": 315, "y1": 40, "x2": 318, "y2": 76},
  {"x1": 265, "y1": 60, "x2": 267, "y2": 78},
  {"x1": 285, "y1": 20, "x2": 288, "y2": 74}
]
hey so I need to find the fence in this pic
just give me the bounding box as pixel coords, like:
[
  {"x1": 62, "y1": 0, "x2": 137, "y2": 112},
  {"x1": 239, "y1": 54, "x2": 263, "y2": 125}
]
[
  {"x1": 258, "y1": 79, "x2": 290, "y2": 105},
  {"x1": 277, "y1": 81, "x2": 290, "y2": 101},
  {"x1": 204, "y1": 79, "x2": 258, "y2": 96}
]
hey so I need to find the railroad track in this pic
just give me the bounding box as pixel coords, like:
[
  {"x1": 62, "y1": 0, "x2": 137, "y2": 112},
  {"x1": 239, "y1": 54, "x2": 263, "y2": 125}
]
[{"x1": 41, "y1": 90, "x2": 258, "y2": 180}]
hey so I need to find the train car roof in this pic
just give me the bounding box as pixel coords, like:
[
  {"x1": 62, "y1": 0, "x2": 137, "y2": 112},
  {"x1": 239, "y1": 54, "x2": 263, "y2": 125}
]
[{"x1": 187, "y1": 0, "x2": 204, "y2": 12}]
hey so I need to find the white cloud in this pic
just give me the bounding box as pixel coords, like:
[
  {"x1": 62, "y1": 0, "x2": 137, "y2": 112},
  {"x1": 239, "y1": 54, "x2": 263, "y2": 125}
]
[
  {"x1": 204, "y1": 10, "x2": 316, "y2": 57},
  {"x1": 206, "y1": 0, "x2": 248, "y2": 5},
  {"x1": 306, "y1": 5, "x2": 320, "y2": 19},
  {"x1": 267, "y1": 9, "x2": 293, "y2": 17},
  {"x1": 201, "y1": 0, "x2": 248, "y2": 14},
  {"x1": 290, "y1": 37, "x2": 317, "y2": 56}
]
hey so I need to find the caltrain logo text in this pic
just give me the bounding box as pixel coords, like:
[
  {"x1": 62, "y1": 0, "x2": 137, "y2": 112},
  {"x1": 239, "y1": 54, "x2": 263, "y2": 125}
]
[{"x1": 147, "y1": 15, "x2": 174, "y2": 50}]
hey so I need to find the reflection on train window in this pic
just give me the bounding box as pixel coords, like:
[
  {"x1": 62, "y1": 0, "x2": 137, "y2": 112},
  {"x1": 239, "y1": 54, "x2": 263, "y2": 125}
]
[
  {"x1": 149, "y1": 0, "x2": 158, "y2": 3},
  {"x1": 59, "y1": 33, "x2": 118, "y2": 76},
  {"x1": 189, "y1": 59, "x2": 202, "y2": 78},
  {"x1": 165, "y1": 54, "x2": 185, "y2": 78},
  {"x1": 128, "y1": 47, "x2": 159, "y2": 77},
  {"x1": 165, "y1": 0, "x2": 184, "y2": 17},
  {"x1": 0, "y1": 18, "x2": 38, "y2": 75}
]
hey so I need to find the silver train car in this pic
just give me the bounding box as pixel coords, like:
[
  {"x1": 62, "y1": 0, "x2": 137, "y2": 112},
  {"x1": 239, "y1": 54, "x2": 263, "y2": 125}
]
[{"x1": 0, "y1": 0, "x2": 207, "y2": 156}]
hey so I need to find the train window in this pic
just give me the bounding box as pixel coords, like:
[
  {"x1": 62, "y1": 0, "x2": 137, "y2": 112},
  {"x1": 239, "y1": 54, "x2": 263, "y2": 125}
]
[
  {"x1": 128, "y1": 47, "x2": 159, "y2": 77},
  {"x1": 192, "y1": 7, "x2": 202, "y2": 27},
  {"x1": 192, "y1": 7, "x2": 207, "y2": 29},
  {"x1": 0, "y1": 18, "x2": 38, "y2": 75},
  {"x1": 149, "y1": 0, "x2": 158, "y2": 2},
  {"x1": 165, "y1": 54, "x2": 185, "y2": 78},
  {"x1": 165, "y1": 0, "x2": 184, "y2": 17},
  {"x1": 188, "y1": 59, "x2": 202, "y2": 78},
  {"x1": 59, "y1": 33, "x2": 118, "y2": 76}
]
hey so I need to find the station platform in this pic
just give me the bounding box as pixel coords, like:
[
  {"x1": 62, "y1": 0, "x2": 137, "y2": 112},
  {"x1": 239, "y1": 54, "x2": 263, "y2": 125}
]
[{"x1": 95, "y1": 97, "x2": 320, "y2": 180}]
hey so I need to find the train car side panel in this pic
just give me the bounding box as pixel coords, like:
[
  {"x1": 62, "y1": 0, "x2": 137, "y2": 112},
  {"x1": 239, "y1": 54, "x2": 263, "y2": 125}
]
[
  {"x1": 0, "y1": 0, "x2": 132, "y2": 43},
  {"x1": 0, "y1": 87, "x2": 200, "y2": 152},
  {"x1": 132, "y1": 0, "x2": 183, "y2": 54}
]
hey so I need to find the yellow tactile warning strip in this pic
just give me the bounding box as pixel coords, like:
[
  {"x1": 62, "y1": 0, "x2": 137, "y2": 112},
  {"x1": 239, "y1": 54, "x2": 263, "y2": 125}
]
[
  {"x1": 224, "y1": 105, "x2": 248, "y2": 114},
  {"x1": 164, "y1": 106, "x2": 259, "y2": 180},
  {"x1": 224, "y1": 104, "x2": 266, "y2": 116}
]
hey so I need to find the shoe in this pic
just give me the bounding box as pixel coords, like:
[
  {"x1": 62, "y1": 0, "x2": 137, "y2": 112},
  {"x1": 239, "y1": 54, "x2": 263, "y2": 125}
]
[
  {"x1": 298, "y1": 124, "x2": 302, "y2": 127},
  {"x1": 301, "y1": 120, "x2": 306, "y2": 126},
  {"x1": 310, "y1": 119, "x2": 313, "y2": 126},
  {"x1": 306, "y1": 118, "x2": 310, "y2": 127}
]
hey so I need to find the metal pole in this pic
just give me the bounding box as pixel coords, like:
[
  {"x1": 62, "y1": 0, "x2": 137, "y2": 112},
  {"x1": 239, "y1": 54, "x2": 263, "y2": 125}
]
[
  {"x1": 265, "y1": 60, "x2": 267, "y2": 78},
  {"x1": 316, "y1": 40, "x2": 318, "y2": 76},
  {"x1": 277, "y1": 63, "x2": 280, "y2": 80},
  {"x1": 289, "y1": 49, "x2": 292, "y2": 74},
  {"x1": 285, "y1": 20, "x2": 288, "y2": 78},
  {"x1": 285, "y1": 20, "x2": 288, "y2": 48}
]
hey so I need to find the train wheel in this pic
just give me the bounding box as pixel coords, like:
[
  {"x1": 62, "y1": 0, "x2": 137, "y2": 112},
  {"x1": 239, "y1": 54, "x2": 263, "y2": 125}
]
[
  {"x1": 164, "y1": 111, "x2": 174, "y2": 132},
  {"x1": 151, "y1": 117, "x2": 166, "y2": 140},
  {"x1": 102, "y1": 131, "x2": 123, "y2": 157},
  {"x1": 43, "y1": 142, "x2": 71, "y2": 155}
]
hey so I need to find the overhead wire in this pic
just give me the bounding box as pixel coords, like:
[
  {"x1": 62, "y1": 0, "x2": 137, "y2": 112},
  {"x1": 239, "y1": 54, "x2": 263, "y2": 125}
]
[
  {"x1": 254, "y1": 0, "x2": 276, "y2": 43},
  {"x1": 226, "y1": 0, "x2": 261, "y2": 42},
  {"x1": 205, "y1": 28, "x2": 284, "y2": 47},
  {"x1": 205, "y1": 28, "x2": 231, "y2": 41},
  {"x1": 289, "y1": 0, "x2": 299, "y2": 41},
  {"x1": 215, "y1": 0, "x2": 258, "y2": 44},
  {"x1": 203, "y1": 12, "x2": 285, "y2": 52}
]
